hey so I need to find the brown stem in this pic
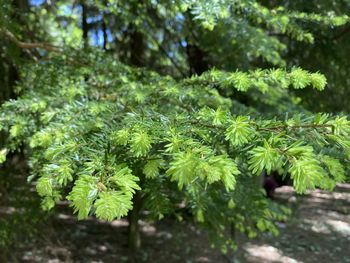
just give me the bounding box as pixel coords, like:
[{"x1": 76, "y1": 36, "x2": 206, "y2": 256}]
[
  {"x1": 257, "y1": 123, "x2": 334, "y2": 132},
  {"x1": 0, "y1": 28, "x2": 61, "y2": 52},
  {"x1": 127, "y1": 191, "x2": 142, "y2": 263},
  {"x1": 0, "y1": 250, "x2": 8, "y2": 263}
]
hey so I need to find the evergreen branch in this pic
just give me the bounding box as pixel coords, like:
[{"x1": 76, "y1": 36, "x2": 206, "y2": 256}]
[
  {"x1": 188, "y1": 120, "x2": 334, "y2": 133},
  {"x1": 258, "y1": 124, "x2": 334, "y2": 132}
]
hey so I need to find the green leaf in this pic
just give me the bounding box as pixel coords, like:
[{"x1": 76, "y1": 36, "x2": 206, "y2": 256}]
[
  {"x1": 167, "y1": 151, "x2": 198, "y2": 189},
  {"x1": 248, "y1": 141, "x2": 280, "y2": 175},
  {"x1": 94, "y1": 191, "x2": 133, "y2": 221},
  {"x1": 67, "y1": 175, "x2": 98, "y2": 220},
  {"x1": 225, "y1": 116, "x2": 255, "y2": 146},
  {"x1": 109, "y1": 165, "x2": 141, "y2": 196},
  {"x1": 110, "y1": 129, "x2": 129, "y2": 146},
  {"x1": 327, "y1": 116, "x2": 350, "y2": 136},
  {"x1": 285, "y1": 144, "x2": 314, "y2": 159},
  {"x1": 56, "y1": 161, "x2": 74, "y2": 186},
  {"x1": 322, "y1": 155, "x2": 345, "y2": 183},
  {"x1": 41, "y1": 197, "x2": 55, "y2": 211},
  {"x1": 226, "y1": 72, "x2": 252, "y2": 91},
  {"x1": 212, "y1": 107, "x2": 228, "y2": 125},
  {"x1": 288, "y1": 158, "x2": 326, "y2": 193},
  {"x1": 309, "y1": 72, "x2": 327, "y2": 91},
  {"x1": 143, "y1": 159, "x2": 162, "y2": 179},
  {"x1": 36, "y1": 176, "x2": 53, "y2": 197},
  {"x1": 228, "y1": 199, "x2": 236, "y2": 209},
  {"x1": 0, "y1": 149, "x2": 8, "y2": 164},
  {"x1": 197, "y1": 155, "x2": 239, "y2": 191},
  {"x1": 130, "y1": 131, "x2": 152, "y2": 157},
  {"x1": 289, "y1": 68, "x2": 311, "y2": 89},
  {"x1": 10, "y1": 123, "x2": 23, "y2": 138},
  {"x1": 30, "y1": 131, "x2": 53, "y2": 148},
  {"x1": 196, "y1": 209, "x2": 204, "y2": 223}
]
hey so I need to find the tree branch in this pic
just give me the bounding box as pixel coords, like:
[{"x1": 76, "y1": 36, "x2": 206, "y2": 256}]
[
  {"x1": 188, "y1": 119, "x2": 334, "y2": 133},
  {"x1": 1, "y1": 28, "x2": 61, "y2": 52},
  {"x1": 258, "y1": 123, "x2": 334, "y2": 132},
  {"x1": 333, "y1": 25, "x2": 350, "y2": 40}
]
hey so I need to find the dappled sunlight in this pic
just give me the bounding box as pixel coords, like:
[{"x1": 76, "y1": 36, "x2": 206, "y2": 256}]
[
  {"x1": 275, "y1": 186, "x2": 295, "y2": 195},
  {"x1": 56, "y1": 213, "x2": 75, "y2": 220},
  {"x1": 310, "y1": 190, "x2": 350, "y2": 202},
  {"x1": 140, "y1": 220, "x2": 157, "y2": 235},
  {"x1": 195, "y1": 256, "x2": 210, "y2": 262},
  {"x1": 155, "y1": 231, "x2": 173, "y2": 240},
  {"x1": 244, "y1": 244, "x2": 301, "y2": 263},
  {"x1": 110, "y1": 219, "x2": 129, "y2": 228},
  {"x1": 303, "y1": 218, "x2": 331, "y2": 234},
  {"x1": 326, "y1": 220, "x2": 350, "y2": 236},
  {"x1": 0, "y1": 206, "x2": 17, "y2": 215},
  {"x1": 302, "y1": 197, "x2": 328, "y2": 205},
  {"x1": 337, "y1": 183, "x2": 350, "y2": 190}
]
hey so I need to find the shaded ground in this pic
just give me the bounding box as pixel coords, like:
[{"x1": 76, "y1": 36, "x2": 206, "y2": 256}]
[
  {"x1": 2, "y1": 184, "x2": 350, "y2": 263},
  {"x1": 236, "y1": 184, "x2": 350, "y2": 263}
]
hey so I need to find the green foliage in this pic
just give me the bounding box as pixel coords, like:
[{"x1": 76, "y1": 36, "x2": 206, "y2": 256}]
[
  {"x1": 111, "y1": 129, "x2": 129, "y2": 146},
  {"x1": 167, "y1": 151, "x2": 199, "y2": 189},
  {"x1": 225, "y1": 116, "x2": 255, "y2": 147},
  {"x1": 186, "y1": 0, "x2": 348, "y2": 41},
  {"x1": 202, "y1": 68, "x2": 328, "y2": 92},
  {"x1": 248, "y1": 141, "x2": 281, "y2": 175},
  {"x1": 289, "y1": 158, "x2": 326, "y2": 193},
  {"x1": 109, "y1": 165, "x2": 141, "y2": 196},
  {"x1": 143, "y1": 159, "x2": 162, "y2": 179},
  {"x1": 1, "y1": 53, "x2": 348, "y2": 222},
  {"x1": 55, "y1": 161, "x2": 74, "y2": 186},
  {"x1": 94, "y1": 191, "x2": 133, "y2": 221},
  {"x1": 322, "y1": 156, "x2": 346, "y2": 184},
  {"x1": 36, "y1": 176, "x2": 53, "y2": 197},
  {"x1": 130, "y1": 131, "x2": 152, "y2": 157},
  {"x1": 0, "y1": 149, "x2": 7, "y2": 164},
  {"x1": 67, "y1": 175, "x2": 98, "y2": 220},
  {"x1": 1, "y1": 0, "x2": 349, "y2": 254},
  {"x1": 1, "y1": 52, "x2": 350, "y2": 250}
]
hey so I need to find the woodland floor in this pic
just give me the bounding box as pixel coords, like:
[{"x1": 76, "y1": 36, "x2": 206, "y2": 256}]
[{"x1": 2, "y1": 183, "x2": 350, "y2": 263}]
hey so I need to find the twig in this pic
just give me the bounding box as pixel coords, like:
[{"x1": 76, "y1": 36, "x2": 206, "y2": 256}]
[
  {"x1": 258, "y1": 123, "x2": 334, "y2": 132},
  {"x1": 1, "y1": 28, "x2": 62, "y2": 52}
]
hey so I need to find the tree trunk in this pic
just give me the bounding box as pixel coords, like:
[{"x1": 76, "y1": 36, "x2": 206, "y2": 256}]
[
  {"x1": 186, "y1": 40, "x2": 208, "y2": 76},
  {"x1": 126, "y1": 5, "x2": 145, "y2": 260},
  {"x1": 184, "y1": 12, "x2": 209, "y2": 76},
  {"x1": 102, "y1": 14, "x2": 108, "y2": 50},
  {"x1": 129, "y1": 29, "x2": 145, "y2": 67},
  {"x1": 14, "y1": 0, "x2": 29, "y2": 12},
  {"x1": 81, "y1": 1, "x2": 88, "y2": 49},
  {"x1": 127, "y1": 192, "x2": 142, "y2": 263},
  {"x1": 0, "y1": 249, "x2": 7, "y2": 263}
]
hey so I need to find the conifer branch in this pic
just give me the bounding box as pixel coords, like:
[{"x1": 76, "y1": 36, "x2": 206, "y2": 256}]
[
  {"x1": 258, "y1": 123, "x2": 334, "y2": 132},
  {"x1": 188, "y1": 120, "x2": 334, "y2": 133}
]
